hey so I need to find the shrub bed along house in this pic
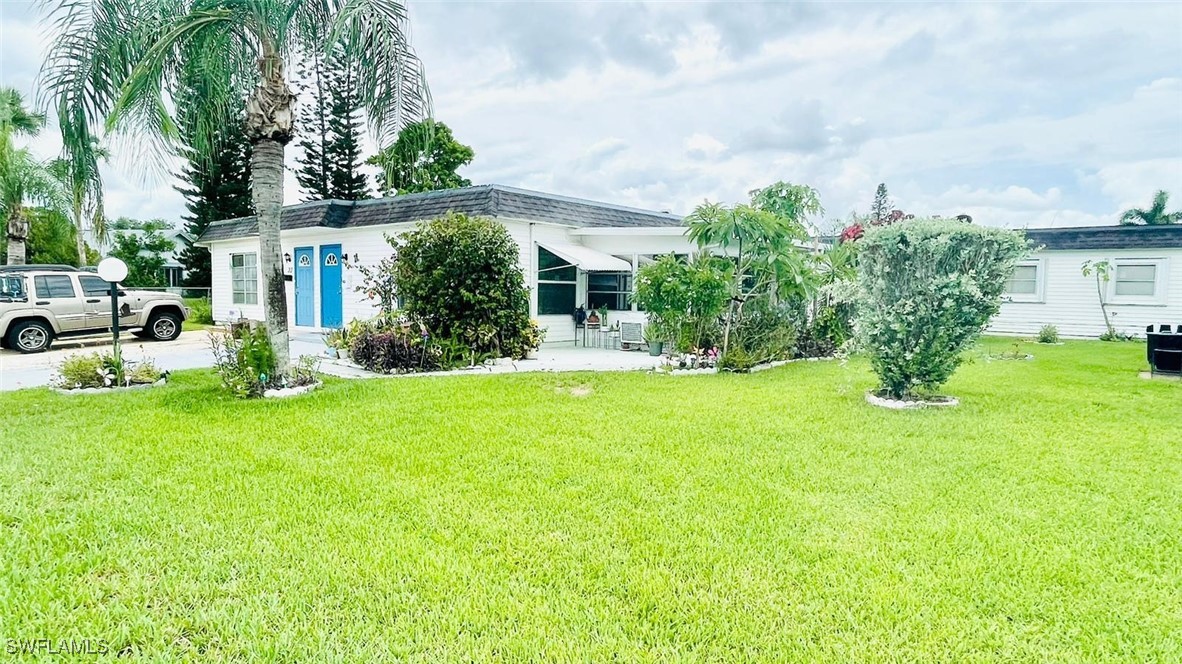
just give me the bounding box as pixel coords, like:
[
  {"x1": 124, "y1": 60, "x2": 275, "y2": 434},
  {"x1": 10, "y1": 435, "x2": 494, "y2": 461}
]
[
  {"x1": 855, "y1": 219, "x2": 1029, "y2": 403},
  {"x1": 349, "y1": 213, "x2": 542, "y2": 374}
]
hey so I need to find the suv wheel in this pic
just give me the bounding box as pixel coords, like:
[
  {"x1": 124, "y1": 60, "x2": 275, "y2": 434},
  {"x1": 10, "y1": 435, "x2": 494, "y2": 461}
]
[
  {"x1": 146, "y1": 311, "x2": 183, "y2": 341},
  {"x1": 7, "y1": 320, "x2": 54, "y2": 353}
]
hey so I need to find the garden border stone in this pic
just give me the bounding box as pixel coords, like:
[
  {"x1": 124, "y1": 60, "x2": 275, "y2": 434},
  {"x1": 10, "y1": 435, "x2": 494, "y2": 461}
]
[
  {"x1": 263, "y1": 381, "x2": 323, "y2": 399},
  {"x1": 53, "y1": 377, "x2": 168, "y2": 395}
]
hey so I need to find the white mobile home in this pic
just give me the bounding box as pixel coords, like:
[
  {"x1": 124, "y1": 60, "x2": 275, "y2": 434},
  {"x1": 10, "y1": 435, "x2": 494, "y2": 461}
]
[
  {"x1": 991, "y1": 225, "x2": 1182, "y2": 338},
  {"x1": 196, "y1": 185, "x2": 696, "y2": 342}
]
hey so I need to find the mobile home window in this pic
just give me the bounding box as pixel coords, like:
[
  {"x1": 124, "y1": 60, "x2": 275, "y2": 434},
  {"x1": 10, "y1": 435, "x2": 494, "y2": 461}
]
[
  {"x1": 231, "y1": 253, "x2": 258, "y2": 305},
  {"x1": 1005, "y1": 264, "x2": 1039, "y2": 295},
  {"x1": 537, "y1": 246, "x2": 576, "y2": 315},
  {"x1": 1003, "y1": 260, "x2": 1043, "y2": 302},
  {"x1": 587, "y1": 271, "x2": 633, "y2": 311},
  {"x1": 1113, "y1": 263, "x2": 1157, "y2": 297}
]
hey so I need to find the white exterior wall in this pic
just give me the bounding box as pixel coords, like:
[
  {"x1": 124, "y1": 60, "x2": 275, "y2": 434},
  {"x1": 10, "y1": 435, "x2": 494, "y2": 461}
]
[
  {"x1": 208, "y1": 224, "x2": 414, "y2": 328},
  {"x1": 990, "y1": 247, "x2": 1182, "y2": 338},
  {"x1": 205, "y1": 219, "x2": 695, "y2": 342}
]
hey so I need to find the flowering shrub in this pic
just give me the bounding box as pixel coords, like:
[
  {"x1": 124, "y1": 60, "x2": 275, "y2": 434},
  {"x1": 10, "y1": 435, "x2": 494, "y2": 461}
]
[
  {"x1": 839, "y1": 223, "x2": 864, "y2": 243},
  {"x1": 855, "y1": 219, "x2": 1029, "y2": 398}
]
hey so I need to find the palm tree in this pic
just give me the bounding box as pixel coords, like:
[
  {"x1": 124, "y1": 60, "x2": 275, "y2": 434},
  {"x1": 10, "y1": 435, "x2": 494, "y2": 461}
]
[
  {"x1": 49, "y1": 144, "x2": 109, "y2": 265},
  {"x1": 1, "y1": 88, "x2": 70, "y2": 265},
  {"x1": 40, "y1": 0, "x2": 430, "y2": 371},
  {"x1": 1120, "y1": 190, "x2": 1181, "y2": 225}
]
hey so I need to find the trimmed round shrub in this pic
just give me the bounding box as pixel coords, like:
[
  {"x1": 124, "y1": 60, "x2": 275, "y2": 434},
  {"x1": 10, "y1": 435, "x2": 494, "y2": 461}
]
[
  {"x1": 855, "y1": 219, "x2": 1029, "y2": 398},
  {"x1": 392, "y1": 212, "x2": 534, "y2": 358}
]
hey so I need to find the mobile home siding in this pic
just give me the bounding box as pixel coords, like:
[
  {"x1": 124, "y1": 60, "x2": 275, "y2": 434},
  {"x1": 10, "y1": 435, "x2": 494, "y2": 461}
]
[
  {"x1": 990, "y1": 247, "x2": 1182, "y2": 338},
  {"x1": 206, "y1": 218, "x2": 695, "y2": 342}
]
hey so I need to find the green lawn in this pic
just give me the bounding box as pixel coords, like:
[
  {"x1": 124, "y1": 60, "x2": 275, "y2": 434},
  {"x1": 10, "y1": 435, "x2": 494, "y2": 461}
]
[{"x1": 1, "y1": 339, "x2": 1179, "y2": 661}]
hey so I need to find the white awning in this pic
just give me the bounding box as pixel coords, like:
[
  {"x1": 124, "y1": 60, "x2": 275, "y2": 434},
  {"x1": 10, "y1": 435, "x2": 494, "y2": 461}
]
[{"x1": 537, "y1": 241, "x2": 632, "y2": 272}]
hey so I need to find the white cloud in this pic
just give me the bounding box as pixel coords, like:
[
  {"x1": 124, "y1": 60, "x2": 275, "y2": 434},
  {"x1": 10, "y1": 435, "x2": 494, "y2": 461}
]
[{"x1": 1, "y1": 0, "x2": 1180, "y2": 232}]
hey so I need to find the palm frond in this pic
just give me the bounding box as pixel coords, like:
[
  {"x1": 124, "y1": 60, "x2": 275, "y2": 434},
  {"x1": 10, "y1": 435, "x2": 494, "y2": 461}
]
[
  {"x1": 321, "y1": 0, "x2": 432, "y2": 147},
  {"x1": 0, "y1": 88, "x2": 47, "y2": 137}
]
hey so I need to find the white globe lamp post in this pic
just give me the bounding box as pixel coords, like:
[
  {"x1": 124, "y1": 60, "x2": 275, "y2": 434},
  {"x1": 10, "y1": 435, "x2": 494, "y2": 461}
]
[{"x1": 97, "y1": 257, "x2": 129, "y2": 349}]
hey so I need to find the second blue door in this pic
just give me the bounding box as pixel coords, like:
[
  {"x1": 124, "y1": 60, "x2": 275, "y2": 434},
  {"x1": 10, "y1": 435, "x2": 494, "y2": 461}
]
[
  {"x1": 294, "y1": 247, "x2": 314, "y2": 327},
  {"x1": 319, "y1": 244, "x2": 343, "y2": 328}
]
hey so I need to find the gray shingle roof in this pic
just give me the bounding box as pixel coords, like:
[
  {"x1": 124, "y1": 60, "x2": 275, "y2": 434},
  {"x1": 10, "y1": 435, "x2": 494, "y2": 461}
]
[
  {"x1": 1025, "y1": 225, "x2": 1182, "y2": 251},
  {"x1": 197, "y1": 184, "x2": 683, "y2": 243}
]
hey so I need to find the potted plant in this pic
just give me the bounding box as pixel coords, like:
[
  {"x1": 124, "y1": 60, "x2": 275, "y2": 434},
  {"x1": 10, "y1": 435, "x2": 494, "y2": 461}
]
[
  {"x1": 323, "y1": 327, "x2": 350, "y2": 360},
  {"x1": 524, "y1": 319, "x2": 545, "y2": 359},
  {"x1": 597, "y1": 305, "x2": 609, "y2": 328},
  {"x1": 644, "y1": 319, "x2": 666, "y2": 356}
]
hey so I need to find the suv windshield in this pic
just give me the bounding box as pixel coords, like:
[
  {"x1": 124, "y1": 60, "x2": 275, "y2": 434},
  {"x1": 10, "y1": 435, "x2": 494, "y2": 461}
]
[{"x1": 0, "y1": 275, "x2": 26, "y2": 300}]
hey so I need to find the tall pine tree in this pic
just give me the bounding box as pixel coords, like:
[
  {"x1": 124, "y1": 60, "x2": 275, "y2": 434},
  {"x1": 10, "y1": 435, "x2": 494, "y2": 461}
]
[
  {"x1": 295, "y1": 45, "x2": 370, "y2": 201},
  {"x1": 174, "y1": 67, "x2": 253, "y2": 289}
]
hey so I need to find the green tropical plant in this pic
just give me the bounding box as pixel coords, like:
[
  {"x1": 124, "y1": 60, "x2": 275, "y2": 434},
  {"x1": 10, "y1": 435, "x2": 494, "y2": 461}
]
[
  {"x1": 856, "y1": 219, "x2": 1029, "y2": 399},
  {"x1": 1, "y1": 88, "x2": 70, "y2": 265},
  {"x1": 685, "y1": 181, "x2": 822, "y2": 356},
  {"x1": 1119, "y1": 190, "x2": 1180, "y2": 226},
  {"x1": 633, "y1": 253, "x2": 732, "y2": 352},
  {"x1": 368, "y1": 119, "x2": 473, "y2": 196},
  {"x1": 41, "y1": 0, "x2": 431, "y2": 373},
  {"x1": 48, "y1": 145, "x2": 108, "y2": 264}
]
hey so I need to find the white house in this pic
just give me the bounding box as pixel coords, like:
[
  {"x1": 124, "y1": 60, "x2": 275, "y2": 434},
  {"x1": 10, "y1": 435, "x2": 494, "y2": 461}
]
[
  {"x1": 196, "y1": 185, "x2": 696, "y2": 342},
  {"x1": 991, "y1": 225, "x2": 1182, "y2": 338}
]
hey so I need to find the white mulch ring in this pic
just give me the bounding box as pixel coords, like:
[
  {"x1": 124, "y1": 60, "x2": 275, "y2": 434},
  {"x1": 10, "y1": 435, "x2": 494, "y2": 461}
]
[
  {"x1": 53, "y1": 377, "x2": 168, "y2": 395},
  {"x1": 865, "y1": 390, "x2": 959, "y2": 409},
  {"x1": 263, "y1": 381, "x2": 323, "y2": 398},
  {"x1": 659, "y1": 356, "x2": 836, "y2": 376}
]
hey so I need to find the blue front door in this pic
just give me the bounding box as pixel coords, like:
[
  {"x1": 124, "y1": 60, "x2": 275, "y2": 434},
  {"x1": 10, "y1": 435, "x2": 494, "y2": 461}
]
[
  {"x1": 294, "y1": 247, "x2": 314, "y2": 327},
  {"x1": 319, "y1": 244, "x2": 343, "y2": 328}
]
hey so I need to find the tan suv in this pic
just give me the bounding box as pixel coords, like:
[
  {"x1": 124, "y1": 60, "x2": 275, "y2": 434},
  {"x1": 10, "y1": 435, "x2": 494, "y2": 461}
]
[{"x1": 0, "y1": 265, "x2": 189, "y2": 353}]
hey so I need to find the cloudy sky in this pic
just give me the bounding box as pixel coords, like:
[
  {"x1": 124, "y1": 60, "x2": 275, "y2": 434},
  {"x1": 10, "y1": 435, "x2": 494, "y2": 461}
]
[{"x1": 2, "y1": 1, "x2": 1181, "y2": 230}]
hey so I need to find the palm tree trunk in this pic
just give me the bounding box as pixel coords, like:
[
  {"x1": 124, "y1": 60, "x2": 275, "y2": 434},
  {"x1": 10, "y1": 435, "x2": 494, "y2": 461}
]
[
  {"x1": 245, "y1": 51, "x2": 295, "y2": 373},
  {"x1": 74, "y1": 209, "x2": 88, "y2": 266},
  {"x1": 250, "y1": 138, "x2": 289, "y2": 372},
  {"x1": 6, "y1": 210, "x2": 28, "y2": 265}
]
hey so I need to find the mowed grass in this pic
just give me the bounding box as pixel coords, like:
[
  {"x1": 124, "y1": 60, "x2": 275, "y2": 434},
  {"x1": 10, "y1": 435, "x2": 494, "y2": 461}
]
[{"x1": 0, "y1": 339, "x2": 1179, "y2": 661}]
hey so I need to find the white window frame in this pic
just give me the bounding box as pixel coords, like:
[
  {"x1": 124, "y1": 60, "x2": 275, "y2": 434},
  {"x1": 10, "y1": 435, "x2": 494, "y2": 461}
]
[
  {"x1": 1108, "y1": 258, "x2": 1169, "y2": 306},
  {"x1": 231, "y1": 252, "x2": 258, "y2": 305},
  {"x1": 1004, "y1": 258, "x2": 1044, "y2": 303}
]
